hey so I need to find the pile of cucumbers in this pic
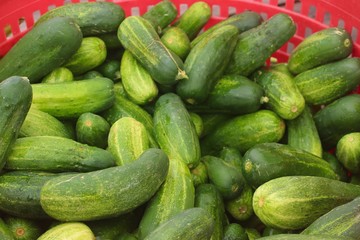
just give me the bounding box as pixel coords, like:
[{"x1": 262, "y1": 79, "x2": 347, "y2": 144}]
[{"x1": 1, "y1": 0, "x2": 360, "y2": 239}]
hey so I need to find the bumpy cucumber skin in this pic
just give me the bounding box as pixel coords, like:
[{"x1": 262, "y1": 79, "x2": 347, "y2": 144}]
[
  {"x1": 0, "y1": 76, "x2": 32, "y2": 171},
  {"x1": 40, "y1": 148, "x2": 169, "y2": 221},
  {"x1": 336, "y1": 132, "x2": 360, "y2": 174},
  {"x1": 0, "y1": 17, "x2": 82, "y2": 83},
  {"x1": 38, "y1": 222, "x2": 95, "y2": 240}
]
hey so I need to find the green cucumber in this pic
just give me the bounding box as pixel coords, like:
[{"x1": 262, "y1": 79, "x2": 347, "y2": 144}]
[
  {"x1": 201, "y1": 110, "x2": 285, "y2": 155},
  {"x1": 97, "y1": 32, "x2": 123, "y2": 49},
  {"x1": 194, "y1": 183, "x2": 225, "y2": 240},
  {"x1": 255, "y1": 68, "x2": 305, "y2": 120},
  {"x1": 31, "y1": 77, "x2": 114, "y2": 118},
  {"x1": 314, "y1": 94, "x2": 360, "y2": 149},
  {"x1": 301, "y1": 197, "x2": 360, "y2": 238},
  {"x1": 224, "y1": 223, "x2": 248, "y2": 240},
  {"x1": 143, "y1": 208, "x2": 214, "y2": 240},
  {"x1": 253, "y1": 176, "x2": 360, "y2": 230},
  {"x1": 38, "y1": 222, "x2": 95, "y2": 240},
  {"x1": 225, "y1": 184, "x2": 254, "y2": 221},
  {"x1": 36, "y1": 2, "x2": 125, "y2": 36},
  {"x1": 117, "y1": 233, "x2": 138, "y2": 240},
  {"x1": 262, "y1": 227, "x2": 289, "y2": 236},
  {"x1": 287, "y1": 105, "x2": 322, "y2": 157},
  {"x1": 191, "y1": 161, "x2": 209, "y2": 188},
  {"x1": 161, "y1": 27, "x2": 191, "y2": 60},
  {"x1": 258, "y1": 234, "x2": 353, "y2": 240},
  {"x1": 153, "y1": 93, "x2": 201, "y2": 169},
  {"x1": 288, "y1": 27, "x2": 353, "y2": 75},
  {"x1": 40, "y1": 148, "x2": 168, "y2": 221},
  {"x1": 76, "y1": 112, "x2": 110, "y2": 149},
  {"x1": 219, "y1": 147, "x2": 243, "y2": 170},
  {"x1": 41, "y1": 67, "x2": 74, "y2": 83},
  {"x1": 0, "y1": 17, "x2": 82, "y2": 83},
  {"x1": 336, "y1": 132, "x2": 360, "y2": 174},
  {"x1": 242, "y1": 142, "x2": 338, "y2": 188},
  {"x1": 0, "y1": 76, "x2": 32, "y2": 170},
  {"x1": 294, "y1": 57, "x2": 360, "y2": 105},
  {"x1": 322, "y1": 151, "x2": 350, "y2": 182},
  {"x1": 120, "y1": 50, "x2": 158, "y2": 105},
  {"x1": 96, "y1": 59, "x2": 121, "y2": 82},
  {"x1": 245, "y1": 228, "x2": 262, "y2": 240},
  {"x1": 0, "y1": 218, "x2": 14, "y2": 240},
  {"x1": 4, "y1": 216, "x2": 43, "y2": 240},
  {"x1": 176, "y1": 25, "x2": 239, "y2": 104},
  {"x1": 226, "y1": 13, "x2": 296, "y2": 77},
  {"x1": 81, "y1": 70, "x2": 103, "y2": 79},
  {"x1": 108, "y1": 117, "x2": 150, "y2": 166},
  {"x1": 138, "y1": 158, "x2": 194, "y2": 239},
  {"x1": 118, "y1": 16, "x2": 186, "y2": 85},
  {"x1": 189, "y1": 112, "x2": 204, "y2": 137},
  {"x1": 199, "y1": 113, "x2": 231, "y2": 138},
  {"x1": 5, "y1": 136, "x2": 115, "y2": 172}
]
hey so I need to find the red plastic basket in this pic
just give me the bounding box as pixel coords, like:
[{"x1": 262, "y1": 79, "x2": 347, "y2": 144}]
[{"x1": 1, "y1": 0, "x2": 360, "y2": 78}]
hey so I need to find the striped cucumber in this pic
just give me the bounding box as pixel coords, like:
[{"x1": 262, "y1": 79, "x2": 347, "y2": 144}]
[
  {"x1": 42, "y1": 67, "x2": 74, "y2": 83},
  {"x1": 336, "y1": 132, "x2": 360, "y2": 174},
  {"x1": 38, "y1": 222, "x2": 95, "y2": 240}
]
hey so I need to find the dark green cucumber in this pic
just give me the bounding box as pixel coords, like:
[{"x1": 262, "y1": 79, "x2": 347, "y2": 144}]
[
  {"x1": 138, "y1": 158, "x2": 194, "y2": 239},
  {"x1": 202, "y1": 155, "x2": 245, "y2": 200},
  {"x1": 336, "y1": 132, "x2": 360, "y2": 174},
  {"x1": 96, "y1": 59, "x2": 121, "y2": 82},
  {"x1": 143, "y1": 208, "x2": 214, "y2": 240},
  {"x1": 218, "y1": 146, "x2": 243, "y2": 170},
  {"x1": 0, "y1": 17, "x2": 82, "y2": 83},
  {"x1": 97, "y1": 32, "x2": 123, "y2": 49},
  {"x1": 118, "y1": 16, "x2": 186, "y2": 85},
  {"x1": 0, "y1": 218, "x2": 14, "y2": 240},
  {"x1": 191, "y1": 11, "x2": 263, "y2": 47},
  {"x1": 75, "y1": 112, "x2": 110, "y2": 149},
  {"x1": 161, "y1": 27, "x2": 191, "y2": 60},
  {"x1": 40, "y1": 148, "x2": 168, "y2": 221},
  {"x1": 191, "y1": 161, "x2": 209, "y2": 188},
  {"x1": 287, "y1": 105, "x2": 322, "y2": 157},
  {"x1": 322, "y1": 151, "x2": 349, "y2": 182},
  {"x1": 0, "y1": 76, "x2": 32, "y2": 170},
  {"x1": 32, "y1": 77, "x2": 114, "y2": 118},
  {"x1": 288, "y1": 27, "x2": 353, "y2": 75},
  {"x1": 195, "y1": 184, "x2": 225, "y2": 240},
  {"x1": 245, "y1": 228, "x2": 262, "y2": 240},
  {"x1": 81, "y1": 70, "x2": 103, "y2": 79},
  {"x1": 108, "y1": 117, "x2": 150, "y2": 166},
  {"x1": 258, "y1": 234, "x2": 353, "y2": 240},
  {"x1": 242, "y1": 142, "x2": 338, "y2": 188},
  {"x1": 172, "y1": 1, "x2": 211, "y2": 40},
  {"x1": 4, "y1": 216, "x2": 43, "y2": 240},
  {"x1": 226, "y1": 13, "x2": 296, "y2": 77},
  {"x1": 253, "y1": 176, "x2": 360, "y2": 230},
  {"x1": 301, "y1": 197, "x2": 360, "y2": 238},
  {"x1": 41, "y1": 67, "x2": 74, "y2": 83},
  {"x1": 5, "y1": 136, "x2": 115, "y2": 172},
  {"x1": 199, "y1": 113, "x2": 232, "y2": 138},
  {"x1": 36, "y1": 2, "x2": 125, "y2": 36},
  {"x1": 314, "y1": 94, "x2": 360, "y2": 149},
  {"x1": 142, "y1": 0, "x2": 178, "y2": 34},
  {"x1": 117, "y1": 233, "x2": 138, "y2": 240},
  {"x1": 37, "y1": 222, "x2": 95, "y2": 240},
  {"x1": 255, "y1": 68, "x2": 305, "y2": 120},
  {"x1": 201, "y1": 110, "x2": 285, "y2": 155},
  {"x1": 120, "y1": 50, "x2": 158, "y2": 105},
  {"x1": 294, "y1": 57, "x2": 360, "y2": 105},
  {"x1": 224, "y1": 223, "x2": 248, "y2": 240},
  {"x1": 189, "y1": 112, "x2": 204, "y2": 137},
  {"x1": 153, "y1": 93, "x2": 201, "y2": 168},
  {"x1": 0, "y1": 171, "x2": 60, "y2": 219},
  {"x1": 225, "y1": 184, "x2": 254, "y2": 221},
  {"x1": 176, "y1": 25, "x2": 239, "y2": 104},
  {"x1": 64, "y1": 37, "x2": 107, "y2": 75}
]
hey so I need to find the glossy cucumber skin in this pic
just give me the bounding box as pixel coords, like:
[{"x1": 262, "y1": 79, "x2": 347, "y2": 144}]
[
  {"x1": 0, "y1": 17, "x2": 82, "y2": 83},
  {"x1": 294, "y1": 58, "x2": 360, "y2": 105},
  {"x1": 38, "y1": 222, "x2": 95, "y2": 240},
  {"x1": 288, "y1": 27, "x2": 353, "y2": 75},
  {"x1": 226, "y1": 13, "x2": 296, "y2": 77},
  {"x1": 0, "y1": 76, "x2": 32, "y2": 170},
  {"x1": 118, "y1": 16, "x2": 186, "y2": 86},
  {"x1": 40, "y1": 148, "x2": 169, "y2": 221},
  {"x1": 336, "y1": 132, "x2": 360, "y2": 174}
]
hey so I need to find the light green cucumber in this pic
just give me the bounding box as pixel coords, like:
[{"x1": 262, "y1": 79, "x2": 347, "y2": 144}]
[
  {"x1": 42, "y1": 67, "x2": 74, "y2": 83},
  {"x1": 38, "y1": 222, "x2": 95, "y2": 240},
  {"x1": 161, "y1": 27, "x2": 191, "y2": 60},
  {"x1": 336, "y1": 132, "x2": 360, "y2": 174}
]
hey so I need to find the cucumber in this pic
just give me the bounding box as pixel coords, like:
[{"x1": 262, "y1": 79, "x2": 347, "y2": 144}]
[
  {"x1": 242, "y1": 142, "x2": 338, "y2": 188},
  {"x1": 226, "y1": 13, "x2": 296, "y2": 77},
  {"x1": 138, "y1": 158, "x2": 194, "y2": 239},
  {"x1": 153, "y1": 93, "x2": 201, "y2": 169},
  {"x1": 143, "y1": 208, "x2": 214, "y2": 240},
  {"x1": 38, "y1": 222, "x2": 95, "y2": 240},
  {"x1": 0, "y1": 218, "x2": 14, "y2": 240},
  {"x1": 4, "y1": 216, "x2": 43, "y2": 240},
  {"x1": 32, "y1": 77, "x2": 114, "y2": 118},
  {"x1": 41, "y1": 67, "x2": 74, "y2": 83},
  {"x1": 189, "y1": 112, "x2": 204, "y2": 137},
  {"x1": 0, "y1": 17, "x2": 82, "y2": 83},
  {"x1": 64, "y1": 37, "x2": 107, "y2": 75},
  {"x1": 75, "y1": 112, "x2": 110, "y2": 149},
  {"x1": 40, "y1": 148, "x2": 168, "y2": 221},
  {"x1": 255, "y1": 68, "x2": 305, "y2": 120},
  {"x1": 81, "y1": 70, "x2": 103, "y2": 79},
  {"x1": 172, "y1": 1, "x2": 211, "y2": 40},
  {"x1": 218, "y1": 146, "x2": 243, "y2": 170},
  {"x1": 201, "y1": 110, "x2": 285, "y2": 155},
  {"x1": 108, "y1": 117, "x2": 150, "y2": 166},
  {"x1": 314, "y1": 94, "x2": 360, "y2": 149},
  {"x1": 258, "y1": 234, "x2": 353, "y2": 240},
  {"x1": 96, "y1": 59, "x2": 121, "y2": 82},
  {"x1": 262, "y1": 227, "x2": 289, "y2": 236},
  {"x1": 161, "y1": 27, "x2": 191, "y2": 60},
  {"x1": 301, "y1": 197, "x2": 360, "y2": 238},
  {"x1": 36, "y1": 2, "x2": 125, "y2": 36},
  {"x1": 194, "y1": 184, "x2": 225, "y2": 240},
  {"x1": 97, "y1": 32, "x2": 123, "y2": 49},
  {"x1": 199, "y1": 113, "x2": 231, "y2": 138},
  {"x1": 118, "y1": 16, "x2": 186, "y2": 85},
  {"x1": 224, "y1": 223, "x2": 248, "y2": 240},
  {"x1": 294, "y1": 57, "x2": 360, "y2": 105},
  {"x1": 322, "y1": 151, "x2": 350, "y2": 182},
  {"x1": 5, "y1": 136, "x2": 115, "y2": 172},
  {"x1": 225, "y1": 184, "x2": 254, "y2": 221},
  {"x1": 287, "y1": 105, "x2": 322, "y2": 158},
  {"x1": 245, "y1": 228, "x2": 262, "y2": 240},
  {"x1": 288, "y1": 27, "x2": 353, "y2": 75},
  {"x1": 176, "y1": 25, "x2": 239, "y2": 104},
  {"x1": 253, "y1": 176, "x2": 360, "y2": 230},
  {"x1": 0, "y1": 76, "x2": 32, "y2": 170},
  {"x1": 191, "y1": 161, "x2": 208, "y2": 187},
  {"x1": 336, "y1": 132, "x2": 360, "y2": 174},
  {"x1": 120, "y1": 50, "x2": 158, "y2": 105}
]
